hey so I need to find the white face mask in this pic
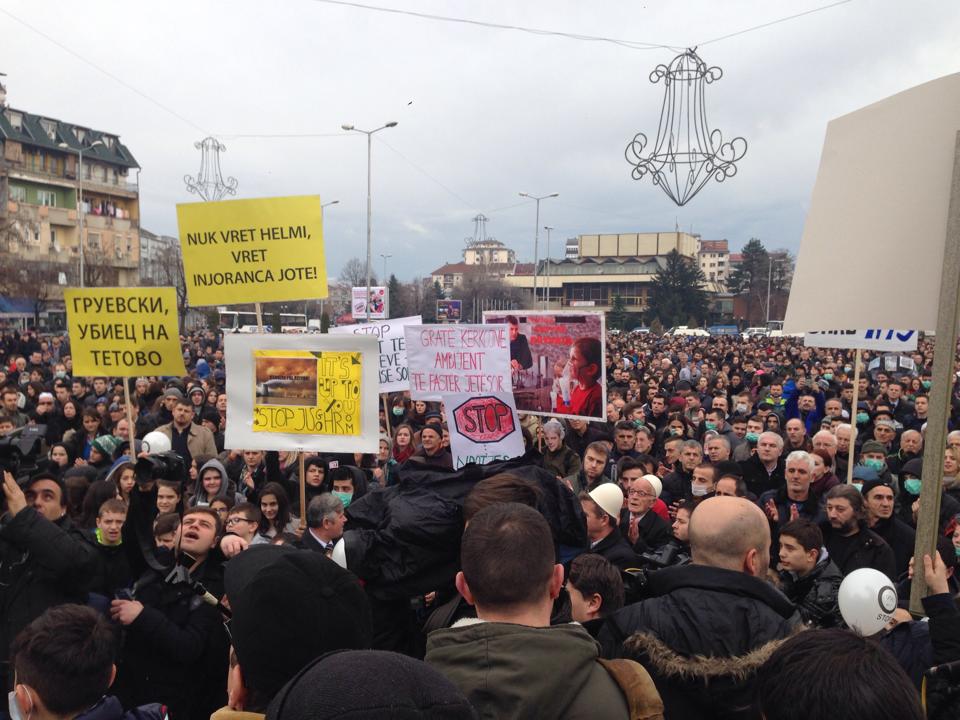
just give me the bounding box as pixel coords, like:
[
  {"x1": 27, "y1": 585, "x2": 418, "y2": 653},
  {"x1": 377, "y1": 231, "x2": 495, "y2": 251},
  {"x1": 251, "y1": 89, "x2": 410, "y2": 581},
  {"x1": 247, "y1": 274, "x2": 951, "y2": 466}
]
[
  {"x1": 691, "y1": 484, "x2": 711, "y2": 497},
  {"x1": 9, "y1": 689, "x2": 31, "y2": 720}
]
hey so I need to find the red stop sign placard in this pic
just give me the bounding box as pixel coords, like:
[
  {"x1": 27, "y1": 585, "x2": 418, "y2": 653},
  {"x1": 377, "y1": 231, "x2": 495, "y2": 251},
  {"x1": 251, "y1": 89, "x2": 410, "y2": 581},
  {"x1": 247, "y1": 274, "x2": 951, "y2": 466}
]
[{"x1": 452, "y1": 396, "x2": 516, "y2": 444}]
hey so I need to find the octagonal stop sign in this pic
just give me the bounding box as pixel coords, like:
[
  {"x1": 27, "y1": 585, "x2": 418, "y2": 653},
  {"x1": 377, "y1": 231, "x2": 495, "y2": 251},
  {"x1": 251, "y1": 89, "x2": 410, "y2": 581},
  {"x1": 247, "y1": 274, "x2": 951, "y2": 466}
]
[{"x1": 452, "y1": 395, "x2": 516, "y2": 444}]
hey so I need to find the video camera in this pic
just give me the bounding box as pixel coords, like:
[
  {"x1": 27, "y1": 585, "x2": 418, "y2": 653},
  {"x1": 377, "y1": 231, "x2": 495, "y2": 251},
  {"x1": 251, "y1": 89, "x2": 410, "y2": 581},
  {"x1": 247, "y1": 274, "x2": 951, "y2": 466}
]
[
  {"x1": 0, "y1": 424, "x2": 47, "y2": 483},
  {"x1": 134, "y1": 451, "x2": 186, "y2": 486},
  {"x1": 623, "y1": 541, "x2": 691, "y2": 604}
]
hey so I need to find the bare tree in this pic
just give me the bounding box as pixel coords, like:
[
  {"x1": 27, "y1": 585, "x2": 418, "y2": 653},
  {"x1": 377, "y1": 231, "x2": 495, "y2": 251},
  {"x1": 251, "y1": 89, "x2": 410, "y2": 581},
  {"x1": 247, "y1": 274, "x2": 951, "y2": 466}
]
[
  {"x1": 154, "y1": 245, "x2": 189, "y2": 328},
  {"x1": 338, "y1": 257, "x2": 378, "y2": 288}
]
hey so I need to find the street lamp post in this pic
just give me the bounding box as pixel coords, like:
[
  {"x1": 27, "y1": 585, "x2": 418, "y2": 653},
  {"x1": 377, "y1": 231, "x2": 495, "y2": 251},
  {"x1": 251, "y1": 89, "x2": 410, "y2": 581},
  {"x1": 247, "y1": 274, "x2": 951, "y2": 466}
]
[
  {"x1": 519, "y1": 192, "x2": 558, "y2": 310},
  {"x1": 59, "y1": 139, "x2": 103, "y2": 287},
  {"x1": 380, "y1": 253, "x2": 392, "y2": 285},
  {"x1": 543, "y1": 226, "x2": 554, "y2": 310},
  {"x1": 319, "y1": 200, "x2": 339, "y2": 322},
  {"x1": 342, "y1": 122, "x2": 398, "y2": 322}
]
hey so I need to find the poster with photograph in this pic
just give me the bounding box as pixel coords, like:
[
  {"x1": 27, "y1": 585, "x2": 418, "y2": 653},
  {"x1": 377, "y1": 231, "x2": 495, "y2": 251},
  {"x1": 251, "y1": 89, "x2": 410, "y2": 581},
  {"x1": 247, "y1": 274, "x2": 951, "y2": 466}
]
[
  {"x1": 436, "y1": 299, "x2": 462, "y2": 323},
  {"x1": 482, "y1": 311, "x2": 606, "y2": 422},
  {"x1": 224, "y1": 333, "x2": 380, "y2": 452},
  {"x1": 352, "y1": 286, "x2": 388, "y2": 319}
]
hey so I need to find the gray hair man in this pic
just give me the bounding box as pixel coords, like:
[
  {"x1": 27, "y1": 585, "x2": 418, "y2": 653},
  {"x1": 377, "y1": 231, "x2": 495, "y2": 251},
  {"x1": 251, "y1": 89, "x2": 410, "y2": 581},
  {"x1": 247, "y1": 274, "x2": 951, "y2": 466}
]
[{"x1": 301, "y1": 493, "x2": 346, "y2": 554}]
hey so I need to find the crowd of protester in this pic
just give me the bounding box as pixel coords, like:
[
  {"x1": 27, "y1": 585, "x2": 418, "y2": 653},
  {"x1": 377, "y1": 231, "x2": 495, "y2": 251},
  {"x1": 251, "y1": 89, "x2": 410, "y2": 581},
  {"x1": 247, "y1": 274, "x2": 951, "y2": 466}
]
[{"x1": 2, "y1": 325, "x2": 960, "y2": 719}]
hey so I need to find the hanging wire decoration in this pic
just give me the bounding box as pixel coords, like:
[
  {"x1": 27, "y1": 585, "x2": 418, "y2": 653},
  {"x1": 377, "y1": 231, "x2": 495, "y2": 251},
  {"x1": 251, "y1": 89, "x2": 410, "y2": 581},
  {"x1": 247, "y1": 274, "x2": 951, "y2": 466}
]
[
  {"x1": 184, "y1": 137, "x2": 238, "y2": 201},
  {"x1": 625, "y1": 48, "x2": 746, "y2": 207}
]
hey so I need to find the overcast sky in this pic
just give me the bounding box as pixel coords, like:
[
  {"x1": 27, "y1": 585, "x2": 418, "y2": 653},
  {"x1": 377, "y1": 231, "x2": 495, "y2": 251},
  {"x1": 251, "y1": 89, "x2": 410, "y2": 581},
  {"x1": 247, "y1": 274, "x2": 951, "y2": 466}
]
[{"x1": 2, "y1": 0, "x2": 958, "y2": 281}]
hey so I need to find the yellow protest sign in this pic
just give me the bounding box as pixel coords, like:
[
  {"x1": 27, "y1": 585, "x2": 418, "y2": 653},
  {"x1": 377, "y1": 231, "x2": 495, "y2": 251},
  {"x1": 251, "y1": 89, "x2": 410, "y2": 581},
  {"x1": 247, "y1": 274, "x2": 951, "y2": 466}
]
[
  {"x1": 65, "y1": 287, "x2": 186, "y2": 377},
  {"x1": 176, "y1": 195, "x2": 328, "y2": 306},
  {"x1": 252, "y1": 349, "x2": 362, "y2": 436}
]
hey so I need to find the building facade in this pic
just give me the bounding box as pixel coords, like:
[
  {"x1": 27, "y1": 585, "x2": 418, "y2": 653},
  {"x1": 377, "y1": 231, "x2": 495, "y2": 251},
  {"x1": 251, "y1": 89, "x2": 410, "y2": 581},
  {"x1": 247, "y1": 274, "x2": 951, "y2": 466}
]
[
  {"x1": 0, "y1": 86, "x2": 140, "y2": 312},
  {"x1": 139, "y1": 228, "x2": 181, "y2": 285}
]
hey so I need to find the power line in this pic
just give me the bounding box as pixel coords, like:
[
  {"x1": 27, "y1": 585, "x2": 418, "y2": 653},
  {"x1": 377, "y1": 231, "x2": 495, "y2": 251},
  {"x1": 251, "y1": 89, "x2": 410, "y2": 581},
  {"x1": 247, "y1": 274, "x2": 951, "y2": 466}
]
[
  {"x1": 220, "y1": 132, "x2": 350, "y2": 139},
  {"x1": 374, "y1": 136, "x2": 477, "y2": 210},
  {"x1": 0, "y1": 6, "x2": 211, "y2": 136},
  {"x1": 309, "y1": 0, "x2": 685, "y2": 52},
  {"x1": 696, "y1": 0, "x2": 854, "y2": 46}
]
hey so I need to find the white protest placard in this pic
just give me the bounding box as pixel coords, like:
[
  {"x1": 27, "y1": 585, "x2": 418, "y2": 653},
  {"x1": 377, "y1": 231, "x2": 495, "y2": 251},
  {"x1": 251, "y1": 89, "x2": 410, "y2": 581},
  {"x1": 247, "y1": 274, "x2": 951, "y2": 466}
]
[
  {"x1": 330, "y1": 315, "x2": 421, "y2": 392},
  {"x1": 804, "y1": 329, "x2": 919, "y2": 352},
  {"x1": 224, "y1": 333, "x2": 380, "y2": 453},
  {"x1": 443, "y1": 392, "x2": 525, "y2": 469},
  {"x1": 404, "y1": 324, "x2": 511, "y2": 402}
]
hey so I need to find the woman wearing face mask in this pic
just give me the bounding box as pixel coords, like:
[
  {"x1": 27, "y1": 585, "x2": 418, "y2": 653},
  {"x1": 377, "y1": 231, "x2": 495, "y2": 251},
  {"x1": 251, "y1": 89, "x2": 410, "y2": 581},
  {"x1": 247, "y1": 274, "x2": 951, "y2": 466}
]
[
  {"x1": 388, "y1": 397, "x2": 409, "y2": 430},
  {"x1": 323, "y1": 466, "x2": 369, "y2": 520}
]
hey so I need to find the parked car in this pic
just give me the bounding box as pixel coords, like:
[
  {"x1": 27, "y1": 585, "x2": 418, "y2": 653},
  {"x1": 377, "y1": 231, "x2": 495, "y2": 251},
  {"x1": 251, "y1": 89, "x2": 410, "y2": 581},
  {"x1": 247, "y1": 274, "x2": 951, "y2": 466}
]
[{"x1": 664, "y1": 326, "x2": 710, "y2": 337}]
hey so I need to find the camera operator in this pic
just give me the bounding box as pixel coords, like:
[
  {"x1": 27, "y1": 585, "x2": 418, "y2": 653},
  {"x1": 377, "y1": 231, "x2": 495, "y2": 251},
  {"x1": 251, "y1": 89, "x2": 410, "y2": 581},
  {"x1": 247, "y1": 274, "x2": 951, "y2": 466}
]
[
  {"x1": 1, "y1": 470, "x2": 98, "y2": 694},
  {"x1": 109, "y1": 506, "x2": 228, "y2": 720}
]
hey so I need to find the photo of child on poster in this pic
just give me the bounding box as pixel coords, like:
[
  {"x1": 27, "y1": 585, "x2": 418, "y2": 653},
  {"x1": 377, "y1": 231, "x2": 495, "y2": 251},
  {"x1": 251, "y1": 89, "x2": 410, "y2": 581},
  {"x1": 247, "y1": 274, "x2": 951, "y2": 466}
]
[{"x1": 483, "y1": 311, "x2": 606, "y2": 421}]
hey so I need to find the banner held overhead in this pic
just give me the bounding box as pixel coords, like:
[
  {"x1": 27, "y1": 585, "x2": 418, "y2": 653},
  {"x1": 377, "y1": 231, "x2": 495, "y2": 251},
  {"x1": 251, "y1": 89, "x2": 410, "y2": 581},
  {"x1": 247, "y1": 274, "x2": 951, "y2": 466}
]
[
  {"x1": 329, "y1": 315, "x2": 421, "y2": 392},
  {"x1": 65, "y1": 287, "x2": 185, "y2": 377},
  {"x1": 177, "y1": 195, "x2": 328, "y2": 306}
]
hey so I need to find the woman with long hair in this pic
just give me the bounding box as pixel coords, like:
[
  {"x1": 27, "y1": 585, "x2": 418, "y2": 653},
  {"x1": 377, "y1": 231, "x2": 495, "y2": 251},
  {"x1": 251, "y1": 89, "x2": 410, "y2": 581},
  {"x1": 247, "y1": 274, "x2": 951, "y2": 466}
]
[
  {"x1": 257, "y1": 482, "x2": 297, "y2": 539},
  {"x1": 393, "y1": 423, "x2": 416, "y2": 464}
]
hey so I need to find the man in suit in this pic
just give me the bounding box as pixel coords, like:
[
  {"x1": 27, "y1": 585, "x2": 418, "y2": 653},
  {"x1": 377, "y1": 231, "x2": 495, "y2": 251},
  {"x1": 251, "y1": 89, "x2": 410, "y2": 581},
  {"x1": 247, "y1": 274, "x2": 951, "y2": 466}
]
[
  {"x1": 300, "y1": 493, "x2": 346, "y2": 555},
  {"x1": 618, "y1": 458, "x2": 672, "y2": 553},
  {"x1": 580, "y1": 484, "x2": 638, "y2": 571}
]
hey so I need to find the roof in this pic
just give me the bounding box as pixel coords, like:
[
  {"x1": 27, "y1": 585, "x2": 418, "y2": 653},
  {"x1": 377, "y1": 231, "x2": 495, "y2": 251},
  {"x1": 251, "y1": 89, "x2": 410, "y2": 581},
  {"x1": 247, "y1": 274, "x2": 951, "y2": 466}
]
[
  {"x1": 699, "y1": 239, "x2": 729, "y2": 254},
  {"x1": 431, "y1": 261, "x2": 519, "y2": 275},
  {"x1": 729, "y1": 253, "x2": 744, "y2": 263},
  {"x1": 430, "y1": 262, "x2": 471, "y2": 275},
  {"x1": 512, "y1": 263, "x2": 535, "y2": 276},
  {"x1": 0, "y1": 106, "x2": 139, "y2": 169}
]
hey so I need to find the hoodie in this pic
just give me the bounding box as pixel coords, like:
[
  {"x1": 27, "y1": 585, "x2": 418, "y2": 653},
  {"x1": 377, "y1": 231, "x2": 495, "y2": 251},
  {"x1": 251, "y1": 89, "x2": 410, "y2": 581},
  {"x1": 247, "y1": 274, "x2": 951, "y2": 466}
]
[
  {"x1": 191, "y1": 458, "x2": 237, "y2": 507},
  {"x1": 426, "y1": 620, "x2": 636, "y2": 720}
]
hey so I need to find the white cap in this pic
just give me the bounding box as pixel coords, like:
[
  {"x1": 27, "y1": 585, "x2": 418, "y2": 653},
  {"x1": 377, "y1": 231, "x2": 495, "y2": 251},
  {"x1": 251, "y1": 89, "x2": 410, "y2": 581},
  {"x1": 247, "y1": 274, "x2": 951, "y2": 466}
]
[
  {"x1": 588, "y1": 483, "x2": 624, "y2": 519},
  {"x1": 331, "y1": 538, "x2": 347, "y2": 569},
  {"x1": 641, "y1": 474, "x2": 663, "y2": 499}
]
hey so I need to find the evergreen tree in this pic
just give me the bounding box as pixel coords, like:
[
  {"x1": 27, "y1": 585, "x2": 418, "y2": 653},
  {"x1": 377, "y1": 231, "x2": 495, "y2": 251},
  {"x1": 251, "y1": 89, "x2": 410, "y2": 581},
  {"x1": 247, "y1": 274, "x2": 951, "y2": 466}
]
[
  {"x1": 387, "y1": 274, "x2": 403, "y2": 318},
  {"x1": 608, "y1": 294, "x2": 627, "y2": 330},
  {"x1": 646, "y1": 249, "x2": 708, "y2": 327},
  {"x1": 726, "y1": 238, "x2": 768, "y2": 324}
]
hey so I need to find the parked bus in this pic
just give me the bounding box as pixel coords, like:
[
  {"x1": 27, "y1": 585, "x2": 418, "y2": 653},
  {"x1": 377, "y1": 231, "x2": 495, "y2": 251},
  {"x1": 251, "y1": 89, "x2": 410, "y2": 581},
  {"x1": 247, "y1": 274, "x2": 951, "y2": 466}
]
[{"x1": 217, "y1": 309, "x2": 308, "y2": 333}]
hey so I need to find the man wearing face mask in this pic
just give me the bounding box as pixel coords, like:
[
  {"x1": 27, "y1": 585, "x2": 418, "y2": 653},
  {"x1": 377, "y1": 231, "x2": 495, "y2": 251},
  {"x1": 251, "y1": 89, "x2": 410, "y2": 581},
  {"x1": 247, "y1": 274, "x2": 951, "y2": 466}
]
[
  {"x1": 859, "y1": 440, "x2": 895, "y2": 487},
  {"x1": 896, "y1": 458, "x2": 960, "y2": 534},
  {"x1": 9, "y1": 605, "x2": 166, "y2": 720},
  {"x1": 0, "y1": 472, "x2": 97, "y2": 696}
]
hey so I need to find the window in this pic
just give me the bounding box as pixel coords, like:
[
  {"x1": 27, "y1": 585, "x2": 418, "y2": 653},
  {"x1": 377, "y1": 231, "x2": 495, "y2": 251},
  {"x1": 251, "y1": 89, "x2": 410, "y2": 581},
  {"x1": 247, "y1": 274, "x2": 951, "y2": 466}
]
[
  {"x1": 37, "y1": 189, "x2": 57, "y2": 207},
  {"x1": 87, "y1": 232, "x2": 101, "y2": 250},
  {"x1": 39, "y1": 118, "x2": 56, "y2": 140},
  {"x1": 9, "y1": 185, "x2": 26, "y2": 202},
  {"x1": 49, "y1": 228, "x2": 58, "y2": 248},
  {"x1": 6, "y1": 110, "x2": 22, "y2": 130},
  {"x1": 76, "y1": 128, "x2": 86, "y2": 143}
]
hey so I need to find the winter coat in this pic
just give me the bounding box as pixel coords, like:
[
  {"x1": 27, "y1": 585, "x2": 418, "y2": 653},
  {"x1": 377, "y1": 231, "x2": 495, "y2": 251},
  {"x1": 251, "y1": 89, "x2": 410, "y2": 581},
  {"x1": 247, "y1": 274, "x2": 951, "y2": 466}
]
[
  {"x1": 590, "y1": 530, "x2": 642, "y2": 571},
  {"x1": 189, "y1": 458, "x2": 243, "y2": 507},
  {"x1": 75, "y1": 696, "x2": 167, "y2": 720},
  {"x1": 757, "y1": 487, "x2": 825, "y2": 528},
  {"x1": 598, "y1": 564, "x2": 800, "y2": 720},
  {"x1": 870, "y1": 515, "x2": 916, "y2": 577},
  {"x1": 344, "y1": 454, "x2": 588, "y2": 602},
  {"x1": 112, "y1": 559, "x2": 228, "y2": 720},
  {"x1": 0, "y1": 508, "x2": 98, "y2": 692},
  {"x1": 426, "y1": 620, "x2": 662, "y2": 720},
  {"x1": 541, "y1": 444, "x2": 582, "y2": 480},
  {"x1": 619, "y1": 508, "x2": 673, "y2": 554},
  {"x1": 778, "y1": 554, "x2": 842, "y2": 627},
  {"x1": 820, "y1": 520, "x2": 897, "y2": 581},
  {"x1": 154, "y1": 421, "x2": 218, "y2": 466},
  {"x1": 564, "y1": 469, "x2": 611, "y2": 495},
  {"x1": 738, "y1": 455, "x2": 785, "y2": 497},
  {"x1": 81, "y1": 530, "x2": 135, "y2": 599}
]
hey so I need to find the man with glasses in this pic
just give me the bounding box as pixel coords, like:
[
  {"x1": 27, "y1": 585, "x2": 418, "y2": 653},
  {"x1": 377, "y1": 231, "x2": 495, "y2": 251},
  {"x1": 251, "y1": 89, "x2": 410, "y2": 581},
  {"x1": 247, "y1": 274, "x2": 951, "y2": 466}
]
[{"x1": 618, "y1": 458, "x2": 671, "y2": 553}]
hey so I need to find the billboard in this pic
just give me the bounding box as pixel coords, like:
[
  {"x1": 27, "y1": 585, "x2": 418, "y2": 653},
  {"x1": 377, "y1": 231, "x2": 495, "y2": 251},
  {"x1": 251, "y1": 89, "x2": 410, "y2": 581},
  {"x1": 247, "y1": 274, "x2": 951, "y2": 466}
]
[
  {"x1": 352, "y1": 286, "x2": 387, "y2": 320},
  {"x1": 436, "y1": 299, "x2": 462, "y2": 323},
  {"x1": 482, "y1": 311, "x2": 606, "y2": 422}
]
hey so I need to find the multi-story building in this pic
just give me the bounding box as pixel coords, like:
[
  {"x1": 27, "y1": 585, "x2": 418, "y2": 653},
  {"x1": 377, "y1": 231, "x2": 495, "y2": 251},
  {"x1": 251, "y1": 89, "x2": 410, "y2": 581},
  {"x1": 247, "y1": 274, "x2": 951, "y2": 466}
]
[
  {"x1": 504, "y1": 231, "x2": 701, "y2": 311},
  {"x1": 139, "y1": 228, "x2": 181, "y2": 285},
  {"x1": 564, "y1": 237, "x2": 579, "y2": 259},
  {"x1": 430, "y1": 239, "x2": 521, "y2": 295},
  {"x1": 698, "y1": 239, "x2": 730, "y2": 285},
  {"x1": 0, "y1": 85, "x2": 140, "y2": 311}
]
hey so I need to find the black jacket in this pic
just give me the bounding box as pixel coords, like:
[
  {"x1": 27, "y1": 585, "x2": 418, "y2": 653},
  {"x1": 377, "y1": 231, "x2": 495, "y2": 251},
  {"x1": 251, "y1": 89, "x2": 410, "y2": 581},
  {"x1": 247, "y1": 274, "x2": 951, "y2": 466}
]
[
  {"x1": 619, "y1": 507, "x2": 673, "y2": 553},
  {"x1": 112, "y1": 558, "x2": 228, "y2": 720},
  {"x1": 738, "y1": 455, "x2": 785, "y2": 497},
  {"x1": 778, "y1": 555, "x2": 842, "y2": 627},
  {"x1": 870, "y1": 515, "x2": 916, "y2": 577},
  {"x1": 661, "y1": 467, "x2": 693, "y2": 504},
  {"x1": 0, "y1": 508, "x2": 97, "y2": 692},
  {"x1": 81, "y1": 530, "x2": 135, "y2": 599},
  {"x1": 75, "y1": 696, "x2": 166, "y2": 720},
  {"x1": 589, "y1": 530, "x2": 640, "y2": 571},
  {"x1": 820, "y1": 520, "x2": 897, "y2": 581},
  {"x1": 598, "y1": 564, "x2": 799, "y2": 719}
]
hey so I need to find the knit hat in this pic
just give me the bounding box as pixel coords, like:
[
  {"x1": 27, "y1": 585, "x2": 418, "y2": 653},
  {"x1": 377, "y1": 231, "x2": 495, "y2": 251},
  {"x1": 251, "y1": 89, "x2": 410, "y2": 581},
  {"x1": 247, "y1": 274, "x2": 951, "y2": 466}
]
[
  {"x1": 163, "y1": 387, "x2": 184, "y2": 401},
  {"x1": 224, "y1": 545, "x2": 373, "y2": 701},
  {"x1": 901, "y1": 458, "x2": 923, "y2": 478},
  {"x1": 641, "y1": 474, "x2": 663, "y2": 498},
  {"x1": 852, "y1": 465, "x2": 880, "y2": 483},
  {"x1": 861, "y1": 476, "x2": 895, "y2": 499},
  {"x1": 860, "y1": 440, "x2": 887, "y2": 456},
  {"x1": 91, "y1": 435, "x2": 120, "y2": 459},
  {"x1": 266, "y1": 650, "x2": 475, "y2": 720},
  {"x1": 421, "y1": 424, "x2": 443, "y2": 439},
  {"x1": 589, "y1": 483, "x2": 624, "y2": 518}
]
